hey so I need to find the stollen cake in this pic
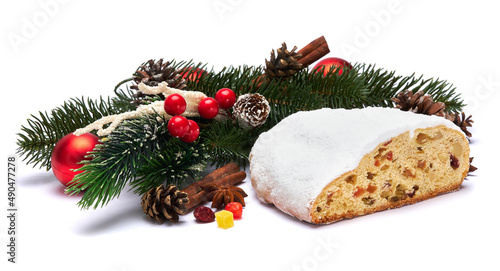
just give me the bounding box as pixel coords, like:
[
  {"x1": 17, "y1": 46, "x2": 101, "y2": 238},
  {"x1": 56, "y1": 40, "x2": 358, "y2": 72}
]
[{"x1": 249, "y1": 107, "x2": 470, "y2": 224}]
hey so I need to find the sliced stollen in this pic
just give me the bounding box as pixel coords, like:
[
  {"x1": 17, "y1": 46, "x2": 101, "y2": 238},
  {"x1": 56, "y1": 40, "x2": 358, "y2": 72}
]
[{"x1": 249, "y1": 107, "x2": 470, "y2": 224}]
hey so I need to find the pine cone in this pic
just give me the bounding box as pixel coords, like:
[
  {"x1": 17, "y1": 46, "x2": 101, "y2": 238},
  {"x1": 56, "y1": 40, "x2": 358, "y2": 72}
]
[
  {"x1": 131, "y1": 59, "x2": 187, "y2": 106},
  {"x1": 392, "y1": 90, "x2": 446, "y2": 117},
  {"x1": 265, "y1": 43, "x2": 303, "y2": 80},
  {"x1": 233, "y1": 93, "x2": 270, "y2": 129},
  {"x1": 141, "y1": 184, "x2": 189, "y2": 223},
  {"x1": 445, "y1": 111, "x2": 474, "y2": 137}
]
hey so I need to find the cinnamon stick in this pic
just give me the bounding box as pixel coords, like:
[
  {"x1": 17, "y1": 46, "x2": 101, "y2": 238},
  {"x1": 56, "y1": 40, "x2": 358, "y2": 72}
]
[
  {"x1": 180, "y1": 162, "x2": 240, "y2": 196},
  {"x1": 184, "y1": 170, "x2": 247, "y2": 211},
  {"x1": 209, "y1": 170, "x2": 246, "y2": 188},
  {"x1": 297, "y1": 35, "x2": 330, "y2": 67},
  {"x1": 185, "y1": 191, "x2": 209, "y2": 211}
]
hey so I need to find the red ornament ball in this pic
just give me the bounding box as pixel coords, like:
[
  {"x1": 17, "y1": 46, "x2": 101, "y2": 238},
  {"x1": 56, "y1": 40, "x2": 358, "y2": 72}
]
[
  {"x1": 51, "y1": 133, "x2": 99, "y2": 187},
  {"x1": 215, "y1": 88, "x2": 236, "y2": 110},
  {"x1": 168, "y1": 116, "x2": 190, "y2": 138},
  {"x1": 164, "y1": 94, "x2": 186, "y2": 116},
  {"x1": 194, "y1": 206, "x2": 215, "y2": 222},
  {"x1": 181, "y1": 120, "x2": 200, "y2": 143},
  {"x1": 198, "y1": 97, "x2": 219, "y2": 119},
  {"x1": 313, "y1": 57, "x2": 352, "y2": 76},
  {"x1": 225, "y1": 202, "x2": 243, "y2": 219},
  {"x1": 180, "y1": 67, "x2": 206, "y2": 83}
]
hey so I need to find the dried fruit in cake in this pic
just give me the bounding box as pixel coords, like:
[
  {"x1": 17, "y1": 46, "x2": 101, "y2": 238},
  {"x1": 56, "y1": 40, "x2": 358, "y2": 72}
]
[{"x1": 249, "y1": 107, "x2": 471, "y2": 224}]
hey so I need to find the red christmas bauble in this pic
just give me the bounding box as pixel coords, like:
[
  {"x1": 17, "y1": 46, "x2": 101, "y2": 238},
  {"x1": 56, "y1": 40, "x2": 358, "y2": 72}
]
[
  {"x1": 215, "y1": 88, "x2": 236, "y2": 110},
  {"x1": 312, "y1": 57, "x2": 352, "y2": 76},
  {"x1": 181, "y1": 120, "x2": 200, "y2": 143},
  {"x1": 168, "y1": 116, "x2": 190, "y2": 138},
  {"x1": 180, "y1": 67, "x2": 206, "y2": 83},
  {"x1": 198, "y1": 97, "x2": 219, "y2": 119},
  {"x1": 51, "y1": 133, "x2": 99, "y2": 186},
  {"x1": 164, "y1": 94, "x2": 186, "y2": 116}
]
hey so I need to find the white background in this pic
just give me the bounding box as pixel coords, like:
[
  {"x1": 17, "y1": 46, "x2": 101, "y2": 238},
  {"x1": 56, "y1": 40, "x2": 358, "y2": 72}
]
[{"x1": 1, "y1": 0, "x2": 499, "y2": 270}]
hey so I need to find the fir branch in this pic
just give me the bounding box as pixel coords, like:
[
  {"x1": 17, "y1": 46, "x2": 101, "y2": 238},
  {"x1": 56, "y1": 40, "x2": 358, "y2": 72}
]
[
  {"x1": 202, "y1": 120, "x2": 260, "y2": 167},
  {"x1": 112, "y1": 84, "x2": 139, "y2": 112},
  {"x1": 132, "y1": 140, "x2": 209, "y2": 195},
  {"x1": 16, "y1": 96, "x2": 122, "y2": 170},
  {"x1": 68, "y1": 113, "x2": 207, "y2": 209},
  {"x1": 113, "y1": 77, "x2": 134, "y2": 93},
  {"x1": 68, "y1": 114, "x2": 170, "y2": 209}
]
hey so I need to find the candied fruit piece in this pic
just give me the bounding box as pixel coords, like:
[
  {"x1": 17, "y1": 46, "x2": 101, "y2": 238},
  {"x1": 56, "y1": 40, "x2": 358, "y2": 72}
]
[
  {"x1": 225, "y1": 202, "x2": 243, "y2": 219},
  {"x1": 353, "y1": 187, "x2": 365, "y2": 197},
  {"x1": 416, "y1": 133, "x2": 430, "y2": 144},
  {"x1": 417, "y1": 160, "x2": 426, "y2": 169},
  {"x1": 452, "y1": 143, "x2": 463, "y2": 157},
  {"x1": 367, "y1": 184, "x2": 377, "y2": 193},
  {"x1": 385, "y1": 151, "x2": 393, "y2": 161},
  {"x1": 215, "y1": 210, "x2": 234, "y2": 229},
  {"x1": 194, "y1": 206, "x2": 215, "y2": 222}
]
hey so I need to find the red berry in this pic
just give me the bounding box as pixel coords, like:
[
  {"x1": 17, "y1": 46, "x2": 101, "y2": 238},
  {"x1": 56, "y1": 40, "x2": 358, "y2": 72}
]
[
  {"x1": 215, "y1": 88, "x2": 236, "y2": 109},
  {"x1": 164, "y1": 94, "x2": 186, "y2": 116},
  {"x1": 198, "y1": 97, "x2": 219, "y2": 119},
  {"x1": 225, "y1": 202, "x2": 243, "y2": 219},
  {"x1": 194, "y1": 206, "x2": 215, "y2": 222},
  {"x1": 168, "y1": 116, "x2": 190, "y2": 138},
  {"x1": 181, "y1": 120, "x2": 200, "y2": 143}
]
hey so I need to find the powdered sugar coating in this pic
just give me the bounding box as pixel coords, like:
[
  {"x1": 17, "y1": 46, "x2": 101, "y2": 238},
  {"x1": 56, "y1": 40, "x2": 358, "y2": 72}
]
[{"x1": 249, "y1": 107, "x2": 462, "y2": 222}]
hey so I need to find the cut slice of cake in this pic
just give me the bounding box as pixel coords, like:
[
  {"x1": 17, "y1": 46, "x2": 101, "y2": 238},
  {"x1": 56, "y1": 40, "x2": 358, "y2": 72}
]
[{"x1": 249, "y1": 107, "x2": 470, "y2": 224}]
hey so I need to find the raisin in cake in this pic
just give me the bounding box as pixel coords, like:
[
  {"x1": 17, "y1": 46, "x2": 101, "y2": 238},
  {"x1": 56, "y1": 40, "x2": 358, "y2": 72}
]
[{"x1": 249, "y1": 107, "x2": 470, "y2": 224}]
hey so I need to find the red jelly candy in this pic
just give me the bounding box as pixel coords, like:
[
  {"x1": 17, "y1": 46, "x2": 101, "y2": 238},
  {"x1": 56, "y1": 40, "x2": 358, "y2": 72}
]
[{"x1": 225, "y1": 202, "x2": 243, "y2": 219}]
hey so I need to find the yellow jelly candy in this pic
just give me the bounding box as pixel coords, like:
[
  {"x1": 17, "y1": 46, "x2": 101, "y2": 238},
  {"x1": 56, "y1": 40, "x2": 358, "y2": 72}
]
[{"x1": 215, "y1": 210, "x2": 234, "y2": 229}]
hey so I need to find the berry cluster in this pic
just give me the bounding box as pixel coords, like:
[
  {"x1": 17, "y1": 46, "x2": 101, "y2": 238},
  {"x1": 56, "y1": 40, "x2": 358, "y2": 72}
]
[
  {"x1": 198, "y1": 88, "x2": 237, "y2": 119},
  {"x1": 164, "y1": 94, "x2": 200, "y2": 143},
  {"x1": 164, "y1": 88, "x2": 236, "y2": 143}
]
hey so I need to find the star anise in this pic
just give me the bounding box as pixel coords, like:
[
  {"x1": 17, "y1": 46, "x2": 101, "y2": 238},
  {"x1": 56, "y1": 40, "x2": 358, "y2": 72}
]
[{"x1": 203, "y1": 183, "x2": 248, "y2": 209}]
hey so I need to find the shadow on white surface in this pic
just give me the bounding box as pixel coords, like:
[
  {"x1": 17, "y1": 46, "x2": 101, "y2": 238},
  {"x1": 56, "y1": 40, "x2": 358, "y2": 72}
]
[
  {"x1": 75, "y1": 205, "x2": 146, "y2": 235},
  {"x1": 18, "y1": 170, "x2": 54, "y2": 186}
]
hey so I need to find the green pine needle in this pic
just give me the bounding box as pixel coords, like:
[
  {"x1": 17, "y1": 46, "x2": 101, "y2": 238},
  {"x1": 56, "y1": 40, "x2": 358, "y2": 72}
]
[
  {"x1": 132, "y1": 140, "x2": 209, "y2": 195},
  {"x1": 16, "y1": 96, "x2": 123, "y2": 170}
]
